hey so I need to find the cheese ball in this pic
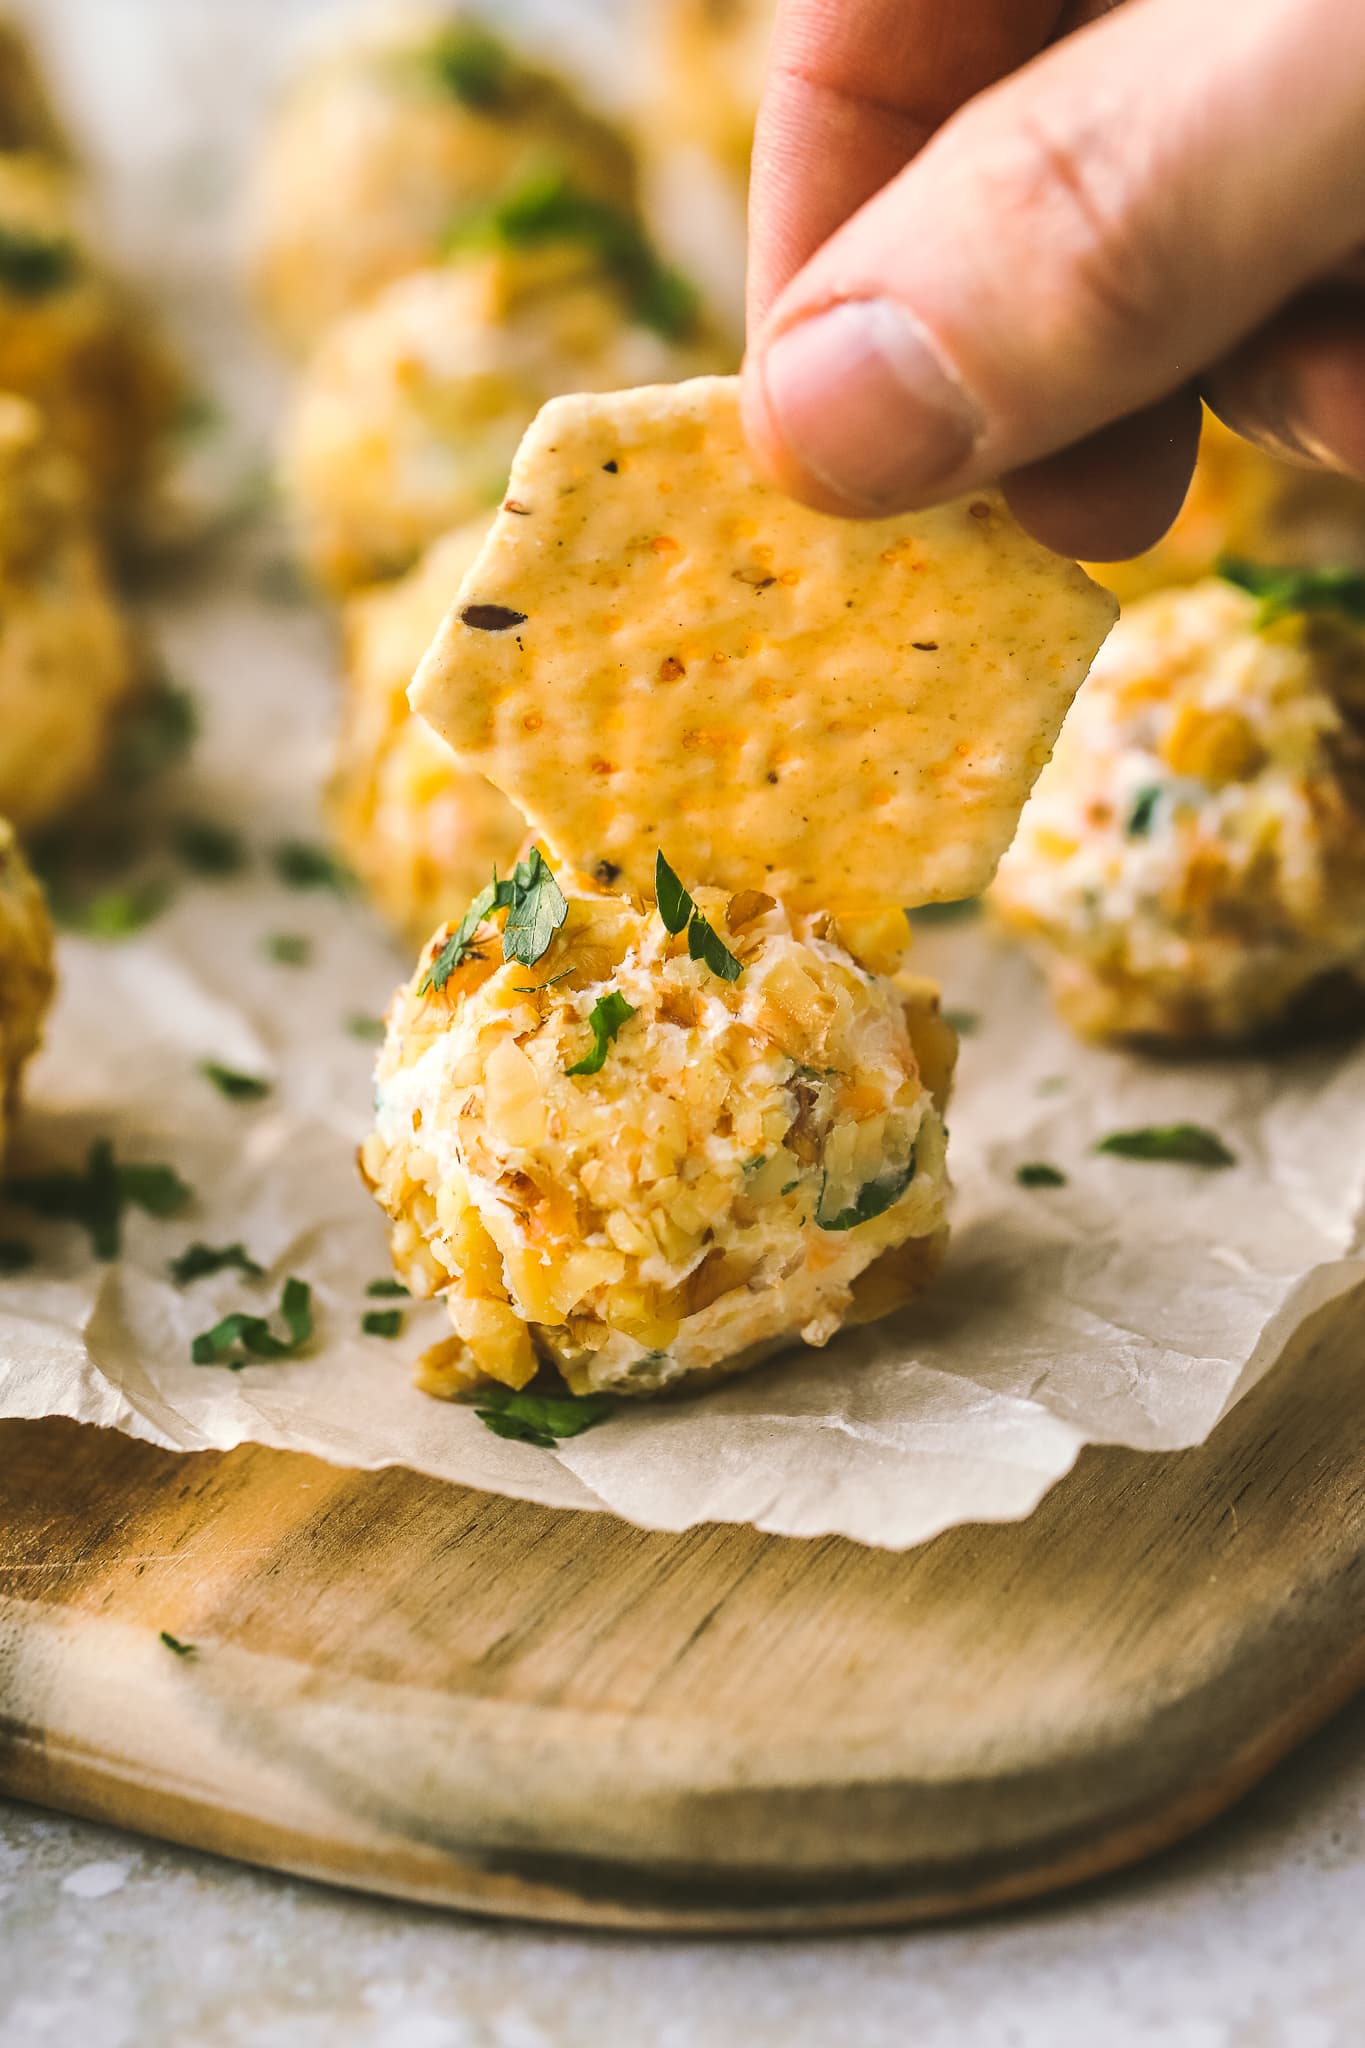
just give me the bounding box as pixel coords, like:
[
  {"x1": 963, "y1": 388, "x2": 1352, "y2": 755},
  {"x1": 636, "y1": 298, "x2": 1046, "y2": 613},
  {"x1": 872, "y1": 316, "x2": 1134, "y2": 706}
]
[
  {"x1": 0, "y1": 815, "x2": 55, "y2": 1169},
  {"x1": 0, "y1": 15, "x2": 70, "y2": 159},
  {"x1": 362, "y1": 874, "x2": 955, "y2": 1399},
  {"x1": 332, "y1": 517, "x2": 524, "y2": 948},
  {"x1": 1088, "y1": 412, "x2": 1365, "y2": 606},
  {"x1": 0, "y1": 154, "x2": 179, "y2": 524},
  {"x1": 0, "y1": 395, "x2": 137, "y2": 834},
  {"x1": 249, "y1": 10, "x2": 639, "y2": 354},
  {"x1": 992, "y1": 577, "x2": 1365, "y2": 1043},
  {"x1": 283, "y1": 238, "x2": 725, "y2": 592}
]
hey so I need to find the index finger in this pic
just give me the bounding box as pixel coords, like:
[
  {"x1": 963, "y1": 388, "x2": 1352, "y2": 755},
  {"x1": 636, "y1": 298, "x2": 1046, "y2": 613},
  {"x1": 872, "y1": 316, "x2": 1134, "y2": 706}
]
[{"x1": 747, "y1": 0, "x2": 1065, "y2": 331}]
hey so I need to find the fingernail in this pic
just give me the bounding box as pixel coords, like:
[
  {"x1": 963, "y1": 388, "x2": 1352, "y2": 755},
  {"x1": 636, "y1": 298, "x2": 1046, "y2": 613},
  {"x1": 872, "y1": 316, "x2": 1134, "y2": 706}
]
[{"x1": 761, "y1": 299, "x2": 980, "y2": 512}]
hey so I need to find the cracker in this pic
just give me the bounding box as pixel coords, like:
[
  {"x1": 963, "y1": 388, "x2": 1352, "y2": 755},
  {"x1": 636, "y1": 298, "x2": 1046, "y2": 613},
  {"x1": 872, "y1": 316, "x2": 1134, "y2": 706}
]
[{"x1": 411, "y1": 376, "x2": 1117, "y2": 910}]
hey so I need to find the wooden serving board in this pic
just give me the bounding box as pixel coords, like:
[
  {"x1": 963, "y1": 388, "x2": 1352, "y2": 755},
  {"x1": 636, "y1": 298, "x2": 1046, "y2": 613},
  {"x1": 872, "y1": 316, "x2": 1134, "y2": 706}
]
[{"x1": 1, "y1": 1295, "x2": 1362, "y2": 1934}]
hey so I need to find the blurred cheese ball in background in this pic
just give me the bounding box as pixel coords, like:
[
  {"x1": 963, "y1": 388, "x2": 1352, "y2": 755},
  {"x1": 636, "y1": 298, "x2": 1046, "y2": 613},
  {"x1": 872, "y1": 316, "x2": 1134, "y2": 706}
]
[
  {"x1": 0, "y1": 816, "x2": 55, "y2": 1170},
  {"x1": 283, "y1": 204, "x2": 727, "y2": 592},
  {"x1": 0, "y1": 14, "x2": 70, "y2": 159},
  {"x1": 991, "y1": 574, "x2": 1365, "y2": 1044},
  {"x1": 249, "y1": 8, "x2": 639, "y2": 354},
  {"x1": 332, "y1": 515, "x2": 524, "y2": 948},
  {"x1": 362, "y1": 872, "x2": 955, "y2": 1400},
  {"x1": 1088, "y1": 412, "x2": 1365, "y2": 605},
  {"x1": 0, "y1": 396, "x2": 136, "y2": 834},
  {"x1": 633, "y1": 0, "x2": 774, "y2": 338},
  {"x1": 0, "y1": 154, "x2": 179, "y2": 526}
]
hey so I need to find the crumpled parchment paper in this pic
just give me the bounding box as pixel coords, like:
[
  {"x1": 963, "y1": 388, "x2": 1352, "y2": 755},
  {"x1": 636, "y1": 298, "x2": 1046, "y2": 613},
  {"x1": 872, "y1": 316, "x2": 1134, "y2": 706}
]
[{"x1": 3, "y1": 0, "x2": 1363, "y2": 1549}]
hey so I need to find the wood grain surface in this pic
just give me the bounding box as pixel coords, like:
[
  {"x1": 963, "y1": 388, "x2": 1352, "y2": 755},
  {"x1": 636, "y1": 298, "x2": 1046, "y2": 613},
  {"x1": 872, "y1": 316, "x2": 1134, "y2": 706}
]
[{"x1": 0, "y1": 1293, "x2": 1362, "y2": 1933}]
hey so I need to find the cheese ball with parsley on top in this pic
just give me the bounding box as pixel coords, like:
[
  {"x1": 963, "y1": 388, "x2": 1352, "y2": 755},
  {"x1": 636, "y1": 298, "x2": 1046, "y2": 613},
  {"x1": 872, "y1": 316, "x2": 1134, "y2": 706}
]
[
  {"x1": 0, "y1": 395, "x2": 136, "y2": 834},
  {"x1": 249, "y1": 11, "x2": 639, "y2": 354},
  {"x1": 992, "y1": 573, "x2": 1365, "y2": 1044},
  {"x1": 0, "y1": 816, "x2": 55, "y2": 1169},
  {"x1": 283, "y1": 199, "x2": 724, "y2": 593},
  {"x1": 362, "y1": 863, "x2": 955, "y2": 1399},
  {"x1": 333, "y1": 516, "x2": 524, "y2": 948},
  {"x1": 0, "y1": 154, "x2": 178, "y2": 523}
]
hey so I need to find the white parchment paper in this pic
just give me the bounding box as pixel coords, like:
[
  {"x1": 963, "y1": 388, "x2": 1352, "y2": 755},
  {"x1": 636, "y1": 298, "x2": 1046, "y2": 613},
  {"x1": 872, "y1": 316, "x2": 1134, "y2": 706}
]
[{"x1": 3, "y1": 0, "x2": 1364, "y2": 1549}]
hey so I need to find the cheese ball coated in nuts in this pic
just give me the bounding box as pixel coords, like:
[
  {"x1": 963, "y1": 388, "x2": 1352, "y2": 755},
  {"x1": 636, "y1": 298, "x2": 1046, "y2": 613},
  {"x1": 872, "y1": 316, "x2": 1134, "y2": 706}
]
[
  {"x1": 0, "y1": 815, "x2": 55, "y2": 1168},
  {"x1": 283, "y1": 240, "x2": 725, "y2": 592},
  {"x1": 332, "y1": 517, "x2": 525, "y2": 948},
  {"x1": 249, "y1": 10, "x2": 639, "y2": 354},
  {"x1": 362, "y1": 873, "x2": 955, "y2": 1399},
  {"x1": 992, "y1": 577, "x2": 1365, "y2": 1043},
  {"x1": 0, "y1": 396, "x2": 136, "y2": 834}
]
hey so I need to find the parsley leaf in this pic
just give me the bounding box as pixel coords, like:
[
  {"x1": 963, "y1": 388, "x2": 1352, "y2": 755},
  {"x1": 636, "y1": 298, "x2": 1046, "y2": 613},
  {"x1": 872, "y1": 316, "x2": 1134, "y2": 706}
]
[
  {"x1": 655, "y1": 851, "x2": 744, "y2": 980},
  {"x1": 0, "y1": 1239, "x2": 34, "y2": 1275},
  {"x1": 57, "y1": 879, "x2": 172, "y2": 938},
  {"x1": 159, "y1": 1631, "x2": 196, "y2": 1658},
  {"x1": 191, "y1": 1275, "x2": 313, "y2": 1368},
  {"x1": 0, "y1": 225, "x2": 78, "y2": 297},
  {"x1": 1218, "y1": 557, "x2": 1365, "y2": 626},
  {"x1": 175, "y1": 819, "x2": 246, "y2": 875},
  {"x1": 362, "y1": 1308, "x2": 404, "y2": 1338},
  {"x1": 655, "y1": 849, "x2": 694, "y2": 934},
  {"x1": 115, "y1": 678, "x2": 198, "y2": 786},
  {"x1": 5, "y1": 1142, "x2": 190, "y2": 1260},
  {"x1": 447, "y1": 169, "x2": 699, "y2": 338},
  {"x1": 367, "y1": 1278, "x2": 409, "y2": 1298},
  {"x1": 1017, "y1": 1162, "x2": 1067, "y2": 1188},
  {"x1": 200, "y1": 1060, "x2": 271, "y2": 1102},
  {"x1": 423, "y1": 21, "x2": 514, "y2": 107},
  {"x1": 347, "y1": 1013, "x2": 386, "y2": 1043},
  {"x1": 471, "y1": 1383, "x2": 615, "y2": 1449},
  {"x1": 815, "y1": 1149, "x2": 917, "y2": 1232},
  {"x1": 419, "y1": 846, "x2": 567, "y2": 991},
  {"x1": 686, "y1": 913, "x2": 743, "y2": 981},
  {"x1": 264, "y1": 932, "x2": 311, "y2": 967},
  {"x1": 272, "y1": 840, "x2": 354, "y2": 893},
  {"x1": 566, "y1": 989, "x2": 636, "y2": 1075},
  {"x1": 1096, "y1": 1124, "x2": 1235, "y2": 1168},
  {"x1": 169, "y1": 1241, "x2": 263, "y2": 1287},
  {"x1": 1125, "y1": 786, "x2": 1162, "y2": 838}
]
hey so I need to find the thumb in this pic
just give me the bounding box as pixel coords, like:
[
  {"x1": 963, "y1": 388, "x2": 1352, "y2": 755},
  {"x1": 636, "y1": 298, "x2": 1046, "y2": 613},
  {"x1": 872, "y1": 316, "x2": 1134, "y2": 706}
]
[{"x1": 743, "y1": 0, "x2": 1365, "y2": 524}]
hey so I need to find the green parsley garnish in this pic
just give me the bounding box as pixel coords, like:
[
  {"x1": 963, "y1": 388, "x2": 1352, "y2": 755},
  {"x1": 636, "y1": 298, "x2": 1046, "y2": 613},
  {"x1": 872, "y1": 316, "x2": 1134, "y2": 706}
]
[
  {"x1": 0, "y1": 225, "x2": 78, "y2": 297},
  {"x1": 191, "y1": 1276, "x2": 313, "y2": 1368},
  {"x1": 169, "y1": 1241, "x2": 264, "y2": 1287},
  {"x1": 366, "y1": 1278, "x2": 409, "y2": 1298},
  {"x1": 423, "y1": 21, "x2": 514, "y2": 108},
  {"x1": 815, "y1": 1151, "x2": 917, "y2": 1232},
  {"x1": 199, "y1": 1060, "x2": 271, "y2": 1103},
  {"x1": 0, "y1": 1239, "x2": 34, "y2": 1275},
  {"x1": 58, "y1": 879, "x2": 172, "y2": 939},
  {"x1": 1016, "y1": 1162, "x2": 1067, "y2": 1188},
  {"x1": 471, "y1": 1383, "x2": 615, "y2": 1450},
  {"x1": 115, "y1": 678, "x2": 198, "y2": 786},
  {"x1": 1096, "y1": 1124, "x2": 1236, "y2": 1168},
  {"x1": 362, "y1": 1308, "x2": 404, "y2": 1339},
  {"x1": 5, "y1": 1141, "x2": 190, "y2": 1261},
  {"x1": 654, "y1": 851, "x2": 744, "y2": 981},
  {"x1": 1218, "y1": 557, "x2": 1365, "y2": 627},
  {"x1": 565, "y1": 989, "x2": 636, "y2": 1075},
  {"x1": 346, "y1": 1013, "x2": 387, "y2": 1043},
  {"x1": 159, "y1": 1631, "x2": 197, "y2": 1658},
  {"x1": 1125, "y1": 785, "x2": 1162, "y2": 838},
  {"x1": 447, "y1": 168, "x2": 699, "y2": 339},
  {"x1": 264, "y1": 932, "x2": 311, "y2": 967},
  {"x1": 419, "y1": 846, "x2": 567, "y2": 992},
  {"x1": 272, "y1": 840, "x2": 354, "y2": 893},
  {"x1": 175, "y1": 819, "x2": 246, "y2": 875}
]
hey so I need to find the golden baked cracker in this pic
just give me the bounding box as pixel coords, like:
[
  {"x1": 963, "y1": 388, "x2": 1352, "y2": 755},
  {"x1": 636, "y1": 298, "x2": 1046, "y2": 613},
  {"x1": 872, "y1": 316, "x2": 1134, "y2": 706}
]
[{"x1": 411, "y1": 376, "x2": 1117, "y2": 910}]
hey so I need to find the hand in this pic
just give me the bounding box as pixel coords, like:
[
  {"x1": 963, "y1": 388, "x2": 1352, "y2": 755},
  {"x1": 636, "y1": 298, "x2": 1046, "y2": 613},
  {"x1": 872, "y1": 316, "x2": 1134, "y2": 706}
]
[{"x1": 741, "y1": 0, "x2": 1365, "y2": 561}]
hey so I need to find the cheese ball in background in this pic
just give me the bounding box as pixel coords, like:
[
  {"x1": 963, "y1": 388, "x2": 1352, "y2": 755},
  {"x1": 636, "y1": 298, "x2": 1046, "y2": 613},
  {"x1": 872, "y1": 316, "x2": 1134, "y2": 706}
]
[
  {"x1": 333, "y1": 517, "x2": 524, "y2": 948},
  {"x1": 0, "y1": 396, "x2": 137, "y2": 834},
  {"x1": 1088, "y1": 413, "x2": 1365, "y2": 606},
  {"x1": 249, "y1": 10, "x2": 639, "y2": 354},
  {"x1": 0, "y1": 15, "x2": 70, "y2": 159},
  {"x1": 0, "y1": 154, "x2": 179, "y2": 526},
  {"x1": 0, "y1": 816, "x2": 55, "y2": 1169},
  {"x1": 363, "y1": 872, "x2": 955, "y2": 1399},
  {"x1": 283, "y1": 229, "x2": 727, "y2": 592},
  {"x1": 991, "y1": 576, "x2": 1365, "y2": 1044}
]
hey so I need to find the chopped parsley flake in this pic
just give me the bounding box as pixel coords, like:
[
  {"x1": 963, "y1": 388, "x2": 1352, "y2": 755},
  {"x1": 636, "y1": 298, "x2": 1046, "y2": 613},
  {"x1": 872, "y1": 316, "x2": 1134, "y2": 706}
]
[
  {"x1": 1125, "y1": 786, "x2": 1162, "y2": 838},
  {"x1": 943, "y1": 1009, "x2": 980, "y2": 1036},
  {"x1": 654, "y1": 851, "x2": 743, "y2": 980},
  {"x1": 5, "y1": 1142, "x2": 191, "y2": 1261},
  {"x1": 347, "y1": 1013, "x2": 386, "y2": 1043},
  {"x1": 200, "y1": 1060, "x2": 271, "y2": 1102},
  {"x1": 159, "y1": 1631, "x2": 197, "y2": 1658},
  {"x1": 175, "y1": 819, "x2": 246, "y2": 875},
  {"x1": 471, "y1": 1382, "x2": 615, "y2": 1450},
  {"x1": 1017, "y1": 1162, "x2": 1067, "y2": 1188},
  {"x1": 170, "y1": 1241, "x2": 264, "y2": 1287},
  {"x1": 1217, "y1": 557, "x2": 1365, "y2": 626},
  {"x1": 566, "y1": 989, "x2": 636, "y2": 1075},
  {"x1": 1096, "y1": 1124, "x2": 1235, "y2": 1168},
  {"x1": 362, "y1": 1308, "x2": 404, "y2": 1339},
  {"x1": 0, "y1": 1239, "x2": 34, "y2": 1275},
  {"x1": 191, "y1": 1275, "x2": 313, "y2": 1368},
  {"x1": 115, "y1": 678, "x2": 198, "y2": 786},
  {"x1": 366, "y1": 1278, "x2": 409, "y2": 1298},
  {"x1": 419, "y1": 846, "x2": 567, "y2": 991},
  {"x1": 58, "y1": 878, "x2": 173, "y2": 939},
  {"x1": 264, "y1": 932, "x2": 311, "y2": 967},
  {"x1": 0, "y1": 225, "x2": 78, "y2": 297},
  {"x1": 272, "y1": 840, "x2": 354, "y2": 894},
  {"x1": 447, "y1": 168, "x2": 699, "y2": 338},
  {"x1": 423, "y1": 22, "x2": 514, "y2": 107},
  {"x1": 816, "y1": 1150, "x2": 917, "y2": 1231}
]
